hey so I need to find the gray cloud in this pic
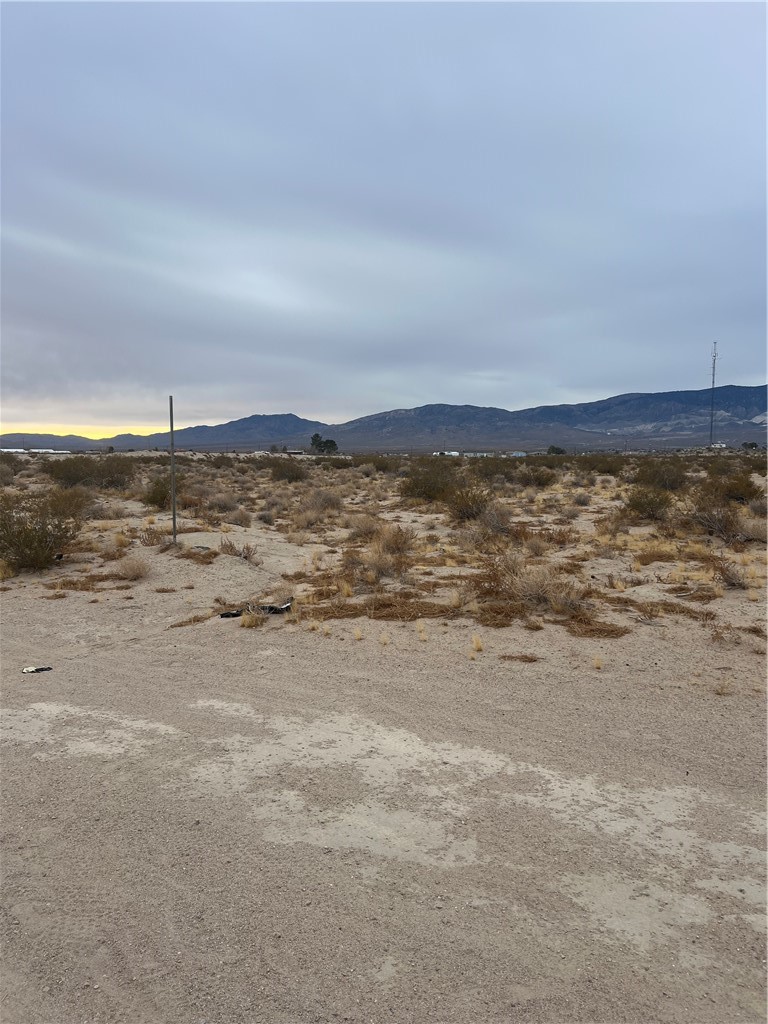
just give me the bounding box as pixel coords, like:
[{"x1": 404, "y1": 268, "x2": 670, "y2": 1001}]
[{"x1": 1, "y1": 2, "x2": 765, "y2": 430}]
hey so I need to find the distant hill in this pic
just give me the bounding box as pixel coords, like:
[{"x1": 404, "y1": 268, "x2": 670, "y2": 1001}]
[{"x1": 2, "y1": 385, "x2": 766, "y2": 453}]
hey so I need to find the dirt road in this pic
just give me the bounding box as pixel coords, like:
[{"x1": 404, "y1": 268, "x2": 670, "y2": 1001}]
[{"x1": 2, "y1": 602, "x2": 765, "y2": 1023}]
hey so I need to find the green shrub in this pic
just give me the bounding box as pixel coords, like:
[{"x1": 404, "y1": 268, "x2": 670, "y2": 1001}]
[
  {"x1": 446, "y1": 485, "x2": 492, "y2": 521},
  {"x1": 401, "y1": 458, "x2": 458, "y2": 502},
  {"x1": 0, "y1": 452, "x2": 22, "y2": 475},
  {"x1": 471, "y1": 457, "x2": 518, "y2": 483},
  {"x1": 350, "y1": 455, "x2": 403, "y2": 474},
  {"x1": 634, "y1": 459, "x2": 688, "y2": 491},
  {"x1": 46, "y1": 486, "x2": 95, "y2": 521},
  {"x1": 574, "y1": 454, "x2": 627, "y2": 476},
  {"x1": 716, "y1": 473, "x2": 762, "y2": 505},
  {"x1": 144, "y1": 473, "x2": 186, "y2": 510},
  {"x1": 0, "y1": 490, "x2": 84, "y2": 569},
  {"x1": 516, "y1": 465, "x2": 556, "y2": 488},
  {"x1": 265, "y1": 457, "x2": 308, "y2": 483},
  {"x1": 624, "y1": 486, "x2": 673, "y2": 521},
  {"x1": 0, "y1": 465, "x2": 15, "y2": 487},
  {"x1": 45, "y1": 454, "x2": 135, "y2": 490}
]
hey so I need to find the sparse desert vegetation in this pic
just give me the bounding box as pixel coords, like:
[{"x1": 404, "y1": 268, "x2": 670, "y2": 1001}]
[
  {"x1": 0, "y1": 446, "x2": 763, "y2": 650},
  {"x1": 2, "y1": 446, "x2": 766, "y2": 1023}
]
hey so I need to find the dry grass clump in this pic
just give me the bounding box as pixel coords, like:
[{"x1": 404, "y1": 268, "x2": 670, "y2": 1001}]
[
  {"x1": 219, "y1": 537, "x2": 260, "y2": 564},
  {"x1": 241, "y1": 609, "x2": 268, "y2": 628},
  {"x1": 500, "y1": 653, "x2": 540, "y2": 662},
  {"x1": 112, "y1": 554, "x2": 150, "y2": 581},
  {"x1": 175, "y1": 546, "x2": 219, "y2": 565},
  {"x1": 474, "y1": 556, "x2": 586, "y2": 616}
]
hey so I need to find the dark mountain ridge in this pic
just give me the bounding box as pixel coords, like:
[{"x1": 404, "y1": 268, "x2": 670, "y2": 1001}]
[{"x1": 3, "y1": 385, "x2": 765, "y2": 452}]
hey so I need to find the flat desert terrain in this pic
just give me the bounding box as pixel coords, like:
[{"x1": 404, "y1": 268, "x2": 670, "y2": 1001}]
[{"x1": 1, "y1": 451, "x2": 766, "y2": 1023}]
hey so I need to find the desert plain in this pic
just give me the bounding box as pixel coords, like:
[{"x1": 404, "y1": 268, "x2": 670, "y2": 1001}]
[{"x1": 1, "y1": 449, "x2": 766, "y2": 1023}]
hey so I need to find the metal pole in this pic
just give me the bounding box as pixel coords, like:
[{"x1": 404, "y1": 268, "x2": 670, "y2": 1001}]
[
  {"x1": 709, "y1": 342, "x2": 718, "y2": 447},
  {"x1": 169, "y1": 396, "x2": 177, "y2": 544}
]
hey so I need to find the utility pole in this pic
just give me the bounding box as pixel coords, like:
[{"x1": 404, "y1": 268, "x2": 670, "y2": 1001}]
[
  {"x1": 169, "y1": 396, "x2": 177, "y2": 544},
  {"x1": 709, "y1": 342, "x2": 718, "y2": 447}
]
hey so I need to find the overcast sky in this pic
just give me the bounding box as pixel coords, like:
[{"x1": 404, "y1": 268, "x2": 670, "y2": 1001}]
[{"x1": 1, "y1": 2, "x2": 765, "y2": 435}]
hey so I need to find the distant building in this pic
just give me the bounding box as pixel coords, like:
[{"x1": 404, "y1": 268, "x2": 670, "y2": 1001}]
[{"x1": 432, "y1": 451, "x2": 461, "y2": 457}]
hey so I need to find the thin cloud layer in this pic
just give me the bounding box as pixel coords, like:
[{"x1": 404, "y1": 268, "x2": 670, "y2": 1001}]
[{"x1": 1, "y1": 3, "x2": 765, "y2": 432}]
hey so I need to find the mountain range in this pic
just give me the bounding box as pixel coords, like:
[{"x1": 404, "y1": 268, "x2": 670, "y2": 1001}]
[{"x1": 2, "y1": 385, "x2": 766, "y2": 453}]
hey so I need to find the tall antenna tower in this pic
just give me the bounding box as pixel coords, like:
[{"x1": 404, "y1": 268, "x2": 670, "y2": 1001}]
[{"x1": 709, "y1": 342, "x2": 718, "y2": 446}]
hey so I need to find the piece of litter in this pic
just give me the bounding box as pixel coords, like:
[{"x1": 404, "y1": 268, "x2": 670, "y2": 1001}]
[
  {"x1": 22, "y1": 666, "x2": 53, "y2": 674},
  {"x1": 220, "y1": 598, "x2": 293, "y2": 619}
]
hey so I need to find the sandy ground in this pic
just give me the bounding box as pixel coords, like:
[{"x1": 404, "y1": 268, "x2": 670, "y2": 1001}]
[{"x1": 1, "y1": 493, "x2": 767, "y2": 1024}]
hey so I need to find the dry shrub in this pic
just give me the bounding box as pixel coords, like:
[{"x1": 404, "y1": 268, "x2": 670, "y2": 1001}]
[
  {"x1": 0, "y1": 490, "x2": 84, "y2": 570},
  {"x1": 373, "y1": 523, "x2": 416, "y2": 556},
  {"x1": 304, "y1": 489, "x2": 343, "y2": 515},
  {"x1": 476, "y1": 502, "x2": 511, "y2": 536},
  {"x1": 473, "y1": 557, "x2": 591, "y2": 624},
  {"x1": 225, "y1": 507, "x2": 252, "y2": 527},
  {"x1": 139, "y1": 527, "x2": 167, "y2": 546},
  {"x1": 346, "y1": 514, "x2": 383, "y2": 542},
  {"x1": 709, "y1": 556, "x2": 748, "y2": 590},
  {"x1": 572, "y1": 491, "x2": 591, "y2": 506},
  {"x1": 113, "y1": 554, "x2": 150, "y2": 581},
  {"x1": 219, "y1": 537, "x2": 260, "y2": 564},
  {"x1": 474, "y1": 550, "x2": 525, "y2": 599},
  {"x1": 209, "y1": 491, "x2": 238, "y2": 512},
  {"x1": 680, "y1": 495, "x2": 740, "y2": 542},
  {"x1": 524, "y1": 534, "x2": 550, "y2": 557},
  {"x1": 739, "y1": 517, "x2": 767, "y2": 543},
  {"x1": 748, "y1": 495, "x2": 766, "y2": 518},
  {"x1": 499, "y1": 653, "x2": 540, "y2": 662}
]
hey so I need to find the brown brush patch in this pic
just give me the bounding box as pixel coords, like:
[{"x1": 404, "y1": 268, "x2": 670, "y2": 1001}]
[
  {"x1": 602, "y1": 593, "x2": 711, "y2": 621},
  {"x1": 499, "y1": 653, "x2": 540, "y2": 663},
  {"x1": 42, "y1": 576, "x2": 98, "y2": 591},
  {"x1": 739, "y1": 623, "x2": 767, "y2": 638},
  {"x1": 41, "y1": 591, "x2": 68, "y2": 600},
  {"x1": 155, "y1": 587, "x2": 177, "y2": 593},
  {"x1": 566, "y1": 619, "x2": 631, "y2": 639},
  {"x1": 168, "y1": 612, "x2": 214, "y2": 628},
  {"x1": 175, "y1": 548, "x2": 219, "y2": 565}
]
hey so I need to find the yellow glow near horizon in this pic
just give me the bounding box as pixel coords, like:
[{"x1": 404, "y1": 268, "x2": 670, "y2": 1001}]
[{"x1": 0, "y1": 423, "x2": 171, "y2": 439}]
